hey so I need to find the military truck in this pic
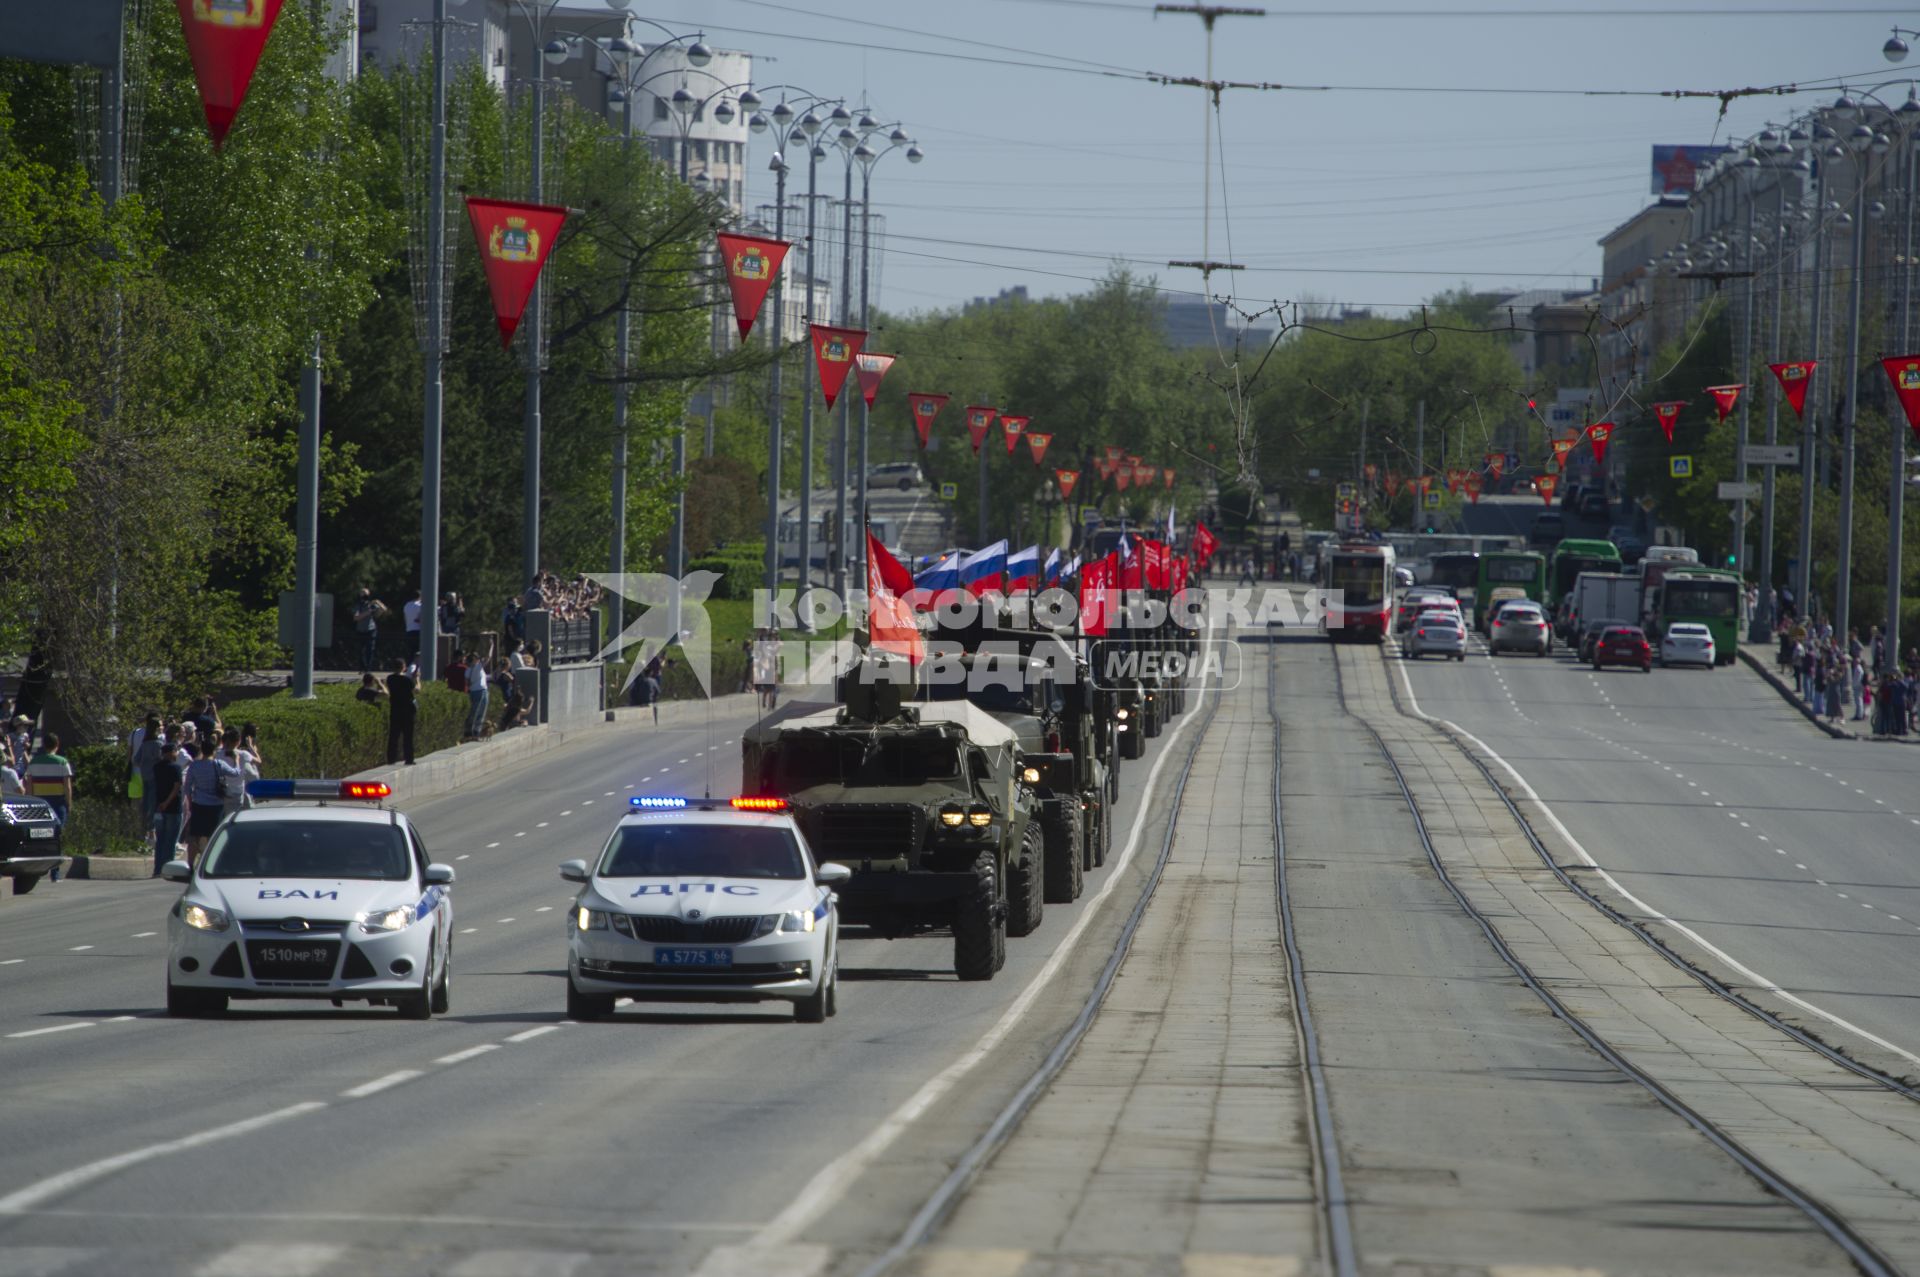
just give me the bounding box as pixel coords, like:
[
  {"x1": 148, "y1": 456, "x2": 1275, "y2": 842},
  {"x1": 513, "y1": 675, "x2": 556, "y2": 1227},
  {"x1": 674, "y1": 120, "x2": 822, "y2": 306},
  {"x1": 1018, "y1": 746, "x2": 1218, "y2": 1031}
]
[
  {"x1": 741, "y1": 662, "x2": 1041, "y2": 981},
  {"x1": 919, "y1": 633, "x2": 1112, "y2": 925}
]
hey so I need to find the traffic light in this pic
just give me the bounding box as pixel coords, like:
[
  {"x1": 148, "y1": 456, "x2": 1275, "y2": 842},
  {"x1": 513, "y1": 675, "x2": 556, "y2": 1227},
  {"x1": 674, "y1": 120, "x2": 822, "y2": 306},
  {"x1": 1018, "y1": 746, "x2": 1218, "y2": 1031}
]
[{"x1": 1726, "y1": 553, "x2": 1736, "y2": 567}]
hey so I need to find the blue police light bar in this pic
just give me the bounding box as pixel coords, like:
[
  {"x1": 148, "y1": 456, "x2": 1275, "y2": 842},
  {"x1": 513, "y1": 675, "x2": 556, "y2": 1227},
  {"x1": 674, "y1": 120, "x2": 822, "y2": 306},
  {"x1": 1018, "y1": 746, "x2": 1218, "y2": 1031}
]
[
  {"x1": 247, "y1": 780, "x2": 392, "y2": 802},
  {"x1": 631, "y1": 796, "x2": 690, "y2": 809}
]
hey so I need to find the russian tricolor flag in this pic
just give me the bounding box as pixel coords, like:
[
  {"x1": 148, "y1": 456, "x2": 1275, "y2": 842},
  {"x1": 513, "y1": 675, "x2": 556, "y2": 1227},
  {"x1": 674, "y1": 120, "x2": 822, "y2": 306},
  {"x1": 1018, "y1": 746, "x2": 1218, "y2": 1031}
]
[
  {"x1": 913, "y1": 553, "x2": 960, "y2": 594},
  {"x1": 1006, "y1": 545, "x2": 1040, "y2": 592},
  {"x1": 958, "y1": 539, "x2": 1007, "y2": 595},
  {"x1": 1043, "y1": 548, "x2": 1062, "y2": 587}
]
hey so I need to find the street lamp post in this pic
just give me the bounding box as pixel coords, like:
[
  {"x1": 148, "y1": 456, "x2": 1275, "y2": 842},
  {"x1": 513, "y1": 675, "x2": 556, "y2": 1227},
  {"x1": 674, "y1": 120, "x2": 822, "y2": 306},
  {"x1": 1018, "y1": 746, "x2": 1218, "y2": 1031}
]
[
  {"x1": 416, "y1": 0, "x2": 453, "y2": 685},
  {"x1": 1755, "y1": 131, "x2": 1805, "y2": 638},
  {"x1": 1891, "y1": 93, "x2": 1920, "y2": 670},
  {"x1": 799, "y1": 106, "x2": 846, "y2": 612},
  {"x1": 1793, "y1": 119, "x2": 1836, "y2": 625},
  {"x1": 852, "y1": 116, "x2": 923, "y2": 593}
]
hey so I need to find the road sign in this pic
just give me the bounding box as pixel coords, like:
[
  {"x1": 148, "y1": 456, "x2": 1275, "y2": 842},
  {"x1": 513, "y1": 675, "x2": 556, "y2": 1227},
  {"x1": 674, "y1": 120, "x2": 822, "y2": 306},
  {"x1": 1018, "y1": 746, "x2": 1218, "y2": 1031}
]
[
  {"x1": 1728, "y1": 506, "x2": 1753, "y2": 525},
  {"x1": 938, "y1": 482, "x2": 958, "y2": 500},
  {"x1": 1670, "y1": 455, "x2": 1693, "y2": 478},
  {"x1": 1335, "y1": 481, "x2": 1357, "y2": 501},
  {"x1": 1746, "y1": 444, "x2": 1801, "y2": 466},
  {"x1": 1717, "y1": 481, "x2": 1760, "y2": 499},
  {"x1": 1424, "y1": 490, "x2": 1442, "y2": 509},
  {"x1": 1638, "y1": 496, "x2": 1658, "y2": 512}
]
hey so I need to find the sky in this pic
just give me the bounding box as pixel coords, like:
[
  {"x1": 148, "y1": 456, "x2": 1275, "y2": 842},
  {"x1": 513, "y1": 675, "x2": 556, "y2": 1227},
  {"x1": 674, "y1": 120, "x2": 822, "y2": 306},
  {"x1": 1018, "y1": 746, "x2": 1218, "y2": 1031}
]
[{"x1": 643, "y1": 0, "x2": 1909, "y2": 321}]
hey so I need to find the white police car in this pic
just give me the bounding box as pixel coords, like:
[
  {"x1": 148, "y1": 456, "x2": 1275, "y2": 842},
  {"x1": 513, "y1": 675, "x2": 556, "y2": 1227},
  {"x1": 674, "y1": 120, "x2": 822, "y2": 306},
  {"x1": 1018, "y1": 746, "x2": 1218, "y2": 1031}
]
[
  {"x1": 162, "y1": 780, "x2": 455, "y2": 1019},
  {"x1": 561, "y1": 796, "x2": 849, "y2": 1022}
]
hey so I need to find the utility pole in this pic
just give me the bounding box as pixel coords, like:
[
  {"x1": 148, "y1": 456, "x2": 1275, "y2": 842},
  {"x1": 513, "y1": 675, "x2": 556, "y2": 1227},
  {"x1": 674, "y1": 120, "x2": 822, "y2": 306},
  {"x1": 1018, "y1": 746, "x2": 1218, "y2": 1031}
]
[
  {"x1": 1735, "y1": 171, "x2": 1756, "y2": 591},
  {"x1": 1835, "y1": 143, "x2": 1872, "y2": 634},
  {"x1": 1889, "y1": 133, "x2": 1919, "y2": 672},
  {"x1": 1796, "y1": 150, "x2": 1829, "y2": 624},
  {"x1": 1415, "y1": 399, "x2": 1425, "y2": 527},
  {"x1": 1756, "y1": 190, "x2": 1788, "y2": 638},
  {"x1": 764, "y1": 153, "x2": 789, "y2": 603},
  {"x1": 832, "y1": 164, "x2": 855, "y2": 599},
  {"x1": 419, "y1": 0, "x2": 450, "y2": 685},
  {"x1": 1153, "y1": 5, "x2": 1265, "y2": 267},
  {"x1": 522, "y1": 47, "x2": 546, "y2": 594}
]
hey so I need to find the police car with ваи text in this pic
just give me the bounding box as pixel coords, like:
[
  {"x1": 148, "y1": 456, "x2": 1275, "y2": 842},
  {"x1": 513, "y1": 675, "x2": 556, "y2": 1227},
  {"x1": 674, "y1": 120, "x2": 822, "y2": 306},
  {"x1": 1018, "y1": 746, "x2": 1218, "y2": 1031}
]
[
  {"x1": 162, "y1": 780, "x2": 455, "y2": 1019},
  {"x1": 560, "y1": 795, "x2": 848, "y2": 1022}
]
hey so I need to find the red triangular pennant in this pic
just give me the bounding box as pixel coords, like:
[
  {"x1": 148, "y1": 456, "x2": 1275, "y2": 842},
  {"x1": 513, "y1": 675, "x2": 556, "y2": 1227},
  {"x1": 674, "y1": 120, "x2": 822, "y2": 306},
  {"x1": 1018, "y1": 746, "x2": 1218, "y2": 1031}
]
[
  {"x1": 714, "y1": 232, "x2": 790, "y2": 340},
  {"x1": 1163, "y1": 467, "x2": 1176, "y2": 490},
  {"x1": 1465, "y1": 473, "x2": 1483, "y2": 504},
  {"x1": 1055, "y1": 468, "x2": 1080, "y2": 500},
  {"x1": 1707, "y1": 383, "x2": 1744, "y2": 421},
  {"x1": 907, "y1": 392, "x2": 948, "y2": 449},
  {"x1": 810, "y1": 325, "x2": 866, "y2": 408},
  {"x1": 1535, "y1": 473, "x2": 1558, "y2": 504},
  {"x1": 1484, "y1": 452, "x2": 1504, "y2": 480},
  {"x1": 1027, "y1": 431, "x2": 1053, "y2": 465},
  {"x1": 1883, "y1": 356, "x2": 1920, "y2": 439},
  {"x1": 175, "y1": 0, "x2": 286, "y2": 148},
  {"x1": 1586, "y1": 420, "x2": 1615, "y2": 467},
  {"x1": 465, "y1": 197, "x2": 570, "y2": 348},
  {"x1": 854, "y1": 352, "x2": 896, "y2": 408},
  {"x1": 1001, "y1": 415, "x2": 1029, "y2": 456},
  {"x1": 966, "y1": 405, "x2": 998, "y2": 453},
  {"x1": 1767, "y1": 364, "x2": 1815, "y2": 419},
  {"x1": 1652, "y1": 401, "x2": 1686, "y2": 443}
]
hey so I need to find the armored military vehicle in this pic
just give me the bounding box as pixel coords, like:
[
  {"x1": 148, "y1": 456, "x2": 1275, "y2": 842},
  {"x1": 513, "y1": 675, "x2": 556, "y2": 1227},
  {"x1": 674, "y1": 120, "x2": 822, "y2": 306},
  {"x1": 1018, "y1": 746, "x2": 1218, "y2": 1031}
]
[{"x1": 741, "y1": 660, "x2": 1040, "y2": 981}]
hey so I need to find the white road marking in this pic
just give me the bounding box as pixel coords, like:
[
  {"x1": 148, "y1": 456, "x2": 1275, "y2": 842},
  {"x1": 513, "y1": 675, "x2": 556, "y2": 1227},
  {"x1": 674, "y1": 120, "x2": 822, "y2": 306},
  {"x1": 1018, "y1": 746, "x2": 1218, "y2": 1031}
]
[
  {"x1": 535, "y1": 906, "x2": 553, "y2": 913},
  {"x1": 460, "y1": 928, "x2": 478, "y2": 934},
  {"x1": 6, "y1": 1023, "x2": 91, "y2": 1040},
  {"x1": 498, "y1": 918, "x2": 516, "y2": 924},
  {"x1": 1393, "y1": 658, "x2": 1920, "y2": 1071},
  {"x1": 456, "y1": 855, "x2": 470, "y2": 861},
  {"x1": 725, "y1": 665, "x2": 1215, "y2": 1254},
  {"x1": 0, "y1": 1101, "x2": 326, "y2": 1214},
  {"x1": 561, "y1": 810, "x2": 573, "y2": 817},
  {"x1": 582, "y1": 800, "x2": 594, "y2": 806},
  {"x1": 67, "y1": 946, "x2": 92, "y2": 953},
  {"x1": 199, "y1": 1243, "x2": 344, "y2": 1277},
  {"x1": 506, "y1": 1026, "x2": 561, "y2": 1043},
  {"x1": 434, "y1": 1044, "x2": 500, "y2": 1066},
  {"x1": 515, "y1": 832, "x2": 527, "y2": 838},
  {"x1": 132, "y1": 932, "x2": 157, "y2": 939},
  {"x1": 536, "y1": 822, "x2": 549, "y2": 829},
  {"x1": 341, "y1": 1071, "x2": 421, "y2": 1099},
  {"x1": 447, "y1": 1251, "x2": 590, "y2": 1277},
  {"x1": 0, "y1": 960, "x2": 21, "y2": 966},
  {"x1": 486, "y1": 842, "x2": 501, "y2": 849}
]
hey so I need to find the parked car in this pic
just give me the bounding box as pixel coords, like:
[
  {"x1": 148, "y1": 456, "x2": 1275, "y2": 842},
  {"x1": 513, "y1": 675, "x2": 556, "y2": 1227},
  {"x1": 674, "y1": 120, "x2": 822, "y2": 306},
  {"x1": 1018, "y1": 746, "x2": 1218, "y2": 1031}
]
[
  {"x1": 1593, "y1": 624, "x2": 1653, "y2": 672},
  {"x1": 868, "y1": 461, "x2": 926, "y2": 492},
  {"x1": 1659, "y1": 621, "x2": 1717, "y2": 668}
]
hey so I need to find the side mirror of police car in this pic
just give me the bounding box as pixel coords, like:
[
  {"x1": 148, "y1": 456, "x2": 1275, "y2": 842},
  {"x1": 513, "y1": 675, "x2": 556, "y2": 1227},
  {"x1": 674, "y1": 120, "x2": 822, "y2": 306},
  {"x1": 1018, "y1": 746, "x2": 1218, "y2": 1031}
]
[
  {"x1": 815, "y1": 862, "x2": 852, "y2": 886},
  {"x1": 424, "y1": 864, "x2": 456, "y2": 885},
  {"x1": 160, "y1": 859, "x2": 191, "y2": 883},
  {"x1": 558, "y1": 859, "x2": 591, "y2": 883}
]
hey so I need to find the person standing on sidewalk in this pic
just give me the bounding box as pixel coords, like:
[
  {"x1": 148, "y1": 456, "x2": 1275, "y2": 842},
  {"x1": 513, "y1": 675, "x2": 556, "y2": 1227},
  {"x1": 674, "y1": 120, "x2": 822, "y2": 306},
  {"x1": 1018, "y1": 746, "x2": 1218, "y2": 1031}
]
[
  {"x1": 353, "y1": 588, "x2": 388, "y2": 674},
  {"x1": 1851, "y1": 654, "x2": 1868, "y2": 722},
  {"x1": 464, "y1": 652, "x2": 490, "y2": 740},
  {"x1": 403, "y1": 589, "x2": 424, "y2": 662},
  {"x1": 386, "y1": 659, "x2": 418, "y2": 765},
  {"x1": 182, "y1": 744, "x2": 240, "y2": 867},
  {"x1": 151, "y1": 741, "x2": 185, "y2": 875}
]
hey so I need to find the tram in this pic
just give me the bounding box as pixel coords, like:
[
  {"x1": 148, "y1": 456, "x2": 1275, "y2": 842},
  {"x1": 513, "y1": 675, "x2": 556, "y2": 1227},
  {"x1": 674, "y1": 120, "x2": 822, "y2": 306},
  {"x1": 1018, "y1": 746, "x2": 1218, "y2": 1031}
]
[{"x1": 1320, "y1": 543, "x2": 1397, "y2": 643}]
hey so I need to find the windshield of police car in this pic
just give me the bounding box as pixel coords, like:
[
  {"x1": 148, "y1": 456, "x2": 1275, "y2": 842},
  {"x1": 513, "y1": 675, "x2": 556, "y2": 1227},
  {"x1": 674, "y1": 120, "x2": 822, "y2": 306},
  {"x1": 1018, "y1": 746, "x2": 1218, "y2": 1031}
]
[
  {"x1": 599, "y1": 824, "x2": 806, "y2": 879},
  {"x1": 200, "y1": 821, "x2": 413, "y2": 881}
]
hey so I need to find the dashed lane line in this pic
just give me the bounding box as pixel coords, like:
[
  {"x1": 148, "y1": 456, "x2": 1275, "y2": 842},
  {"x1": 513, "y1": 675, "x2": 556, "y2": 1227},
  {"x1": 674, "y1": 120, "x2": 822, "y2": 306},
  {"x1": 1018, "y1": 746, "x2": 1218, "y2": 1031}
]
[
  {"x1": 341, "y1": 1071, "x2": 421, "y2": 1099},
  {"x1": 433, "y1": 1045, "x2": 501, "y2": 1067}
]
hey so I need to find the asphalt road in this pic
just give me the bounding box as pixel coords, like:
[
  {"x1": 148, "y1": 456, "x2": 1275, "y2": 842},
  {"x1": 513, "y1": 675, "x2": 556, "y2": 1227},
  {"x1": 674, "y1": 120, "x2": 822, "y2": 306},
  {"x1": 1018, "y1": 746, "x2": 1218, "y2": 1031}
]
[
  {"x1": 1395, "y1": 617, "x2": 1920, "y2": 1072},
  {"x1": 0, "y1": 690, "x2": 1200, "y2": 1277}
]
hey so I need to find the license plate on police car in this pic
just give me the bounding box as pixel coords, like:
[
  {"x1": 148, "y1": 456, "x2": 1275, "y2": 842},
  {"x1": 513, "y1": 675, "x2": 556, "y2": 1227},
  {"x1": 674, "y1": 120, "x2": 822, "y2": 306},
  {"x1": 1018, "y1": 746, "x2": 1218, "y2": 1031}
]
[
  {"x1": 654, "y1": 948, "x2": 732, "y2": 968},
  {"x1": 28, "y1": 827, "x2": 54, "y2": 839}
]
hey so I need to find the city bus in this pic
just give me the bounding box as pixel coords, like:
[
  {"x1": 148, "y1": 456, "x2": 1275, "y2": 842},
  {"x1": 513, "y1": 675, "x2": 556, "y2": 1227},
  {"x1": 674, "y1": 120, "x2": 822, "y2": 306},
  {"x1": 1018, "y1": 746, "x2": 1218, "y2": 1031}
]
[
  {"x1": 1649, "y1": 567, "x2": 1742, "y2": 665},
  {"x1": 1423, "y1": 551, "x2": 1480, "y2": 607},
  {"x1": 1472, "y1": 551, "x2": 1546, "y2": 632},
  {"x1": 1320, "y1": 543, "x2": 1396, "y2": 643},
  {"x1": 1546, "y1": 538, "x2": 1622, "y2": 612}
]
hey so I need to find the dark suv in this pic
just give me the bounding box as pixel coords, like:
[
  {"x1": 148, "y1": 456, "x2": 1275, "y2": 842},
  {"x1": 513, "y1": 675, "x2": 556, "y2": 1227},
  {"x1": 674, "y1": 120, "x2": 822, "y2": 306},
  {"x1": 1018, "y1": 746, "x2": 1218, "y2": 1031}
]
[{"x1": 1, "y1": 796, "x2": 65, "y2": 893}]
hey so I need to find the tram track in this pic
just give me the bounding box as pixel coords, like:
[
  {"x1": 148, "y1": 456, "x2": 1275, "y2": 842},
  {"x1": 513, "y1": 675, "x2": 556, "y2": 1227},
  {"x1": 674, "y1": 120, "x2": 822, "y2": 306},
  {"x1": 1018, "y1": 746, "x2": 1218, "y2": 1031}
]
[{"x1": 1329, "y1": 641, "x2": 1901, "y2": 1277}]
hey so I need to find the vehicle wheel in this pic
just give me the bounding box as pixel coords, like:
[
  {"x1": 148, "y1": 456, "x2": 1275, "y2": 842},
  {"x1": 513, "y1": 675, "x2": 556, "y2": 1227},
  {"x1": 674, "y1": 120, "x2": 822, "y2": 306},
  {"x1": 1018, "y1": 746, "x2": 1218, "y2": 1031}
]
[
  {"x1": 1106, "y1": 748, "x2": 1121, "y2": 802},
  {"x1": 899, "y1": 478, "x2": 913, "y2": 492},
  {"x1": 1121, "y1": 722, "x2": 1144, "y2": 761},
  {"x1": 567, "y1": 975, "x2": 615, "y2": 1020},
  {"x1": 166, "y1": 980, "x2": 224, "y2": 1017},
  {"x1": 1081, "y1": 800, "x2": 1099, "y2": 872},
  {"x1": 430, "y1": 944, "x2": 451, "y2": 1014},
  {"x1": 1144, "y1": 699, "x2": 1163, "y2": 739},
  {"x1": 795, "y1": 960, "x2": 833, "y2": 1023},
  {"x1": 1043, "y1": 806, "x2": 1082, "y2": 904},
  {"x1": 953, "y1": 849, "x2": 1004, "y2": 981},
  {"x1": 1007, "y1": 819, "x2": 1045, "y2": 937},
  {"x1": 396, "y1": 965, "x2": 433, "y2": 1020}
]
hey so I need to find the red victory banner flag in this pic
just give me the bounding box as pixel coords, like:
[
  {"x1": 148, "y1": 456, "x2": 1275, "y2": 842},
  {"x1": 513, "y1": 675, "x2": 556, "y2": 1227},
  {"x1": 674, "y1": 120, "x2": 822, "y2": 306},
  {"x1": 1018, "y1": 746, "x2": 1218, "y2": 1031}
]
[
  {"x1": 175, "y1": 0, "x2": 286, "y2": 148},
  {"x1": 1535, "y1": 473, "x2": 1558, "y2": 504},
  {"x1": 1000, "y1": 415, "x2": 1029, "y2": 456},
  {"x1": 1550, "y1": 435, "x2": 1575, "y2": 463},
  {"x1": 867, "y1": 529, "x2": 923, "y2": 667},
  {"x1": 1079, "y1": 554, "x2": 1117, "y2": 636},
  {"x1": 1092, "y1": 456, "x2": 1111, "y2": 481},
  {"x1": 466, "y1": 197, "x2": 569, "y2": 348},
  {"x1": 1586, "y1": 420, "x2": 1615, "y2": 466},
  {"x1": 1444, "y1": 468, "x2": 1461, "y2": 495},
  {"x1": 1027, "y1": 431, "x2": 1053, "y2": 465},
  {"x1": 714, "y1": 232, "x2": 789, "y2": 339},
  {"x1": 1115, "y1": 465, "x2": 1132, "y2": 492},
  {"x1": 854, "y1": 352, "x2": 896, "y2": 408},
  {"x1": 907, "y1": 392, "x2": 948, "y2": 449},
  {"x1": 1464, "y1": 473, "x2": 1483, "y2": 504},
  {"x1": 1363, "y1": 463, "x2": 1378, "y2": 485},
  {"x1": 1104, "y1": 444, "x2": 1125, "y2": 465},
  {"x1": 1484, "y1": 452, "x2": 1504, "y2": 480},
  {"x1": 1882, "y1": 357, "x2": 1920, "y2": 439},
  {"x1": 1385, "y1": 472, "x2": 1401, "y2": 499},
  {"x1": 1707, "y1": 383, "x2": 1746, "y2": 421},
  {"x1": 1192, "y1": 521, "x2": 1220, "y2": 566},
  {"x1": 965, "y1": 405, "x2": 998, "y2": 454},
  {"x1": 1163, "y1": 467, "x2": 1176, "y2": 490},
  {"x1": 809, "y1": 325, "x2": 866, "y2": 408},
  {"x1": 1651, "y1": 400, "x2": 1686, "y2": 443},
  {"x1": 1055, "y1": 468, "x2": 1080, "y2": 501},
  {"x1": 1767, "y1": 363, "x2": 1816, "y2": 419},
  {"x1": 1138, "y1": 465, "x2": 1159, "y2": 486}
]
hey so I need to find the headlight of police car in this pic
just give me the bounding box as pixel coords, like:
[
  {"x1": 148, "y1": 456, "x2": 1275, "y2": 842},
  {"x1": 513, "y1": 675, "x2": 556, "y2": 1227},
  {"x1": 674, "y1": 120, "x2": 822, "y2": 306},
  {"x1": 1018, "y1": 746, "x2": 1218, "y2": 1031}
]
[
  {"x1": 967, "y1": 804, "x2": 993, "y2": 828},
  {"x1": 181, "y1": 903, "x2": 229, "y2": 932},
  {"x1": 357, "y1": 906, "x2": 414, "y2": 933},
  {"x1": 1114, "y1": 707, "x2": 1130, "y2": 721},
  {"x1": 761, "y1": 909, "x2": 816, "y2": 935},
  {"x1": 938, "y1": 803, "x2": 966, "y2": 828},
  {"x1": 1020, "y1": 765, "x2": 1042, "y2": 785},
  {"x1": 576, "y1": 906, "x2": 610, "y2": 931}
]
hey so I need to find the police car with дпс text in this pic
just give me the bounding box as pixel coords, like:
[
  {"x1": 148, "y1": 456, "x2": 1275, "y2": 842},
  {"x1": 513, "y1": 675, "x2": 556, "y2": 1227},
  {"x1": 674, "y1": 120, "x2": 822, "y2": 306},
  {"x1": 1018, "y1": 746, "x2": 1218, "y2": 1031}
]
[
  {"x1": 561, "y1": 796, "x2": 848, "y2": 1022},
  {"x1": 163, "y1": 780, "x2": 455, "y2": 1018}
]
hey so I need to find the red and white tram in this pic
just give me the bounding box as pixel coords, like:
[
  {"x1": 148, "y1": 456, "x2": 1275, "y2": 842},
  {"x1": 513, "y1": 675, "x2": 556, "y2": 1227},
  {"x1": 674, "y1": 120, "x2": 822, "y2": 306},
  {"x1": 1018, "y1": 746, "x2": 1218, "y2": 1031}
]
[{"x1": 1320, "y1": 543, "x2": 1396, "y2": 643}]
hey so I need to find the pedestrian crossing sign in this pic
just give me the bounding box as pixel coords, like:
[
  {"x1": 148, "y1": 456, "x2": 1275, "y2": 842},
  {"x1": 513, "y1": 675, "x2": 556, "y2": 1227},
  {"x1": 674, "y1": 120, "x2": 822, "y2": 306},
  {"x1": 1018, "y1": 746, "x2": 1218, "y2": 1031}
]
[
  {"x1": 1670, "y1": 455, "x2": 1693, "y2": 478},
  {"x1": 1423, "y1": 490, "x2": 1441, "y2": 509},
  {"x1": 938, "y1": 482, "x2": 958, "y2": 500}
]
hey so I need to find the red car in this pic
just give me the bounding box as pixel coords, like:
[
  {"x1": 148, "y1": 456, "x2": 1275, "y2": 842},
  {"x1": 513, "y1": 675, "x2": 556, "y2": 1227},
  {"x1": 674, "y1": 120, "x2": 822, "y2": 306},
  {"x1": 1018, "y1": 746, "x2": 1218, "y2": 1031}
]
[{"x1": 1592, "y1": 624, "x2": 1652, "y2": 672}]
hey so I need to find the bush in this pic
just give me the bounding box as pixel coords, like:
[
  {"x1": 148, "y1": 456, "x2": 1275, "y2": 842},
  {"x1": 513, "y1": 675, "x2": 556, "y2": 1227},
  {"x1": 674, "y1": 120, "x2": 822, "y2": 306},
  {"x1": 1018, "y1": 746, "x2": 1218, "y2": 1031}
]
[{"x1": 689, "y1": 554, "x2": 766, "y2": 602}]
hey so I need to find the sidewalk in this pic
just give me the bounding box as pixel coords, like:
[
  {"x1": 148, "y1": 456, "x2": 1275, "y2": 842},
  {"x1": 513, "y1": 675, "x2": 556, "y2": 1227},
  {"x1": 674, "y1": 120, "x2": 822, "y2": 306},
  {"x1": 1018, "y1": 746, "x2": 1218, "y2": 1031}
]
[{"x1": 1737, "y1": 647, "x2": 1916, "y2": 744}]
